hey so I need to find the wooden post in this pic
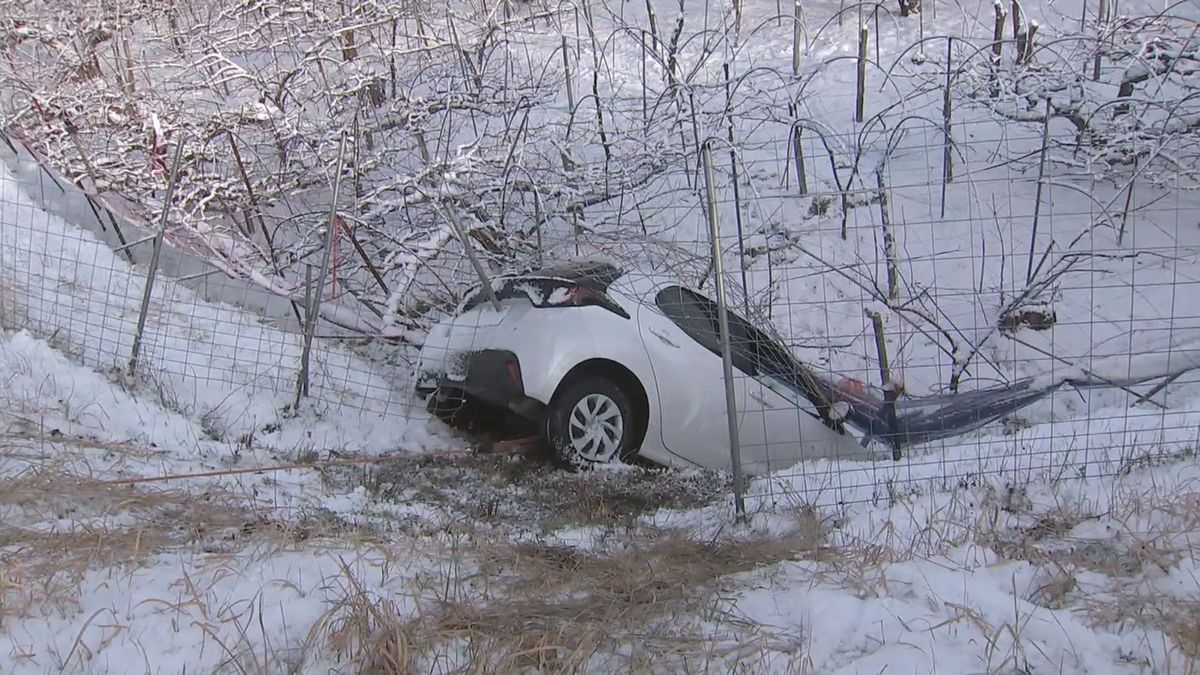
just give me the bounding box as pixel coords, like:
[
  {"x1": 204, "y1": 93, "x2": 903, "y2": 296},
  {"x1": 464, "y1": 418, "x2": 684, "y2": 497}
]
[
  {"x1": 792, "y1": 123, "x2": 808, "y2": 194},
  {"x1": 533, "y1": 189, "x2": 545, "y2": 266},
  {"x1": 991, "y1": 0, "x2": 1006, "y2": 96},
  {"x1": 876, "y1": 169, "x2": 899, "y2": 300},
  {"x1": 940, "y1": 37, "x2": 953, "y2": 217},
  {"x1": 561, "y1": 35, "x2": 575, "y2": 112},
  {"x1": 856, "y1": 24, "x2": 868, "y2": 123},
  {"x1": 866, "y1": 309, "x2": 902, "y2": 460},
  {"x1": 1117, "y1": 158, "x2": 1137, "y2": 245},
  {"x1": 571, "y1": 207, "x2": 582, "y2": 255},
  {"x1": 873, "y1": 6, "x2": 880, "y2": 66},
  {"x1": 644, "y1": 0, "x2": 661, "y2": 54},
  {"x1": 640, "y1": 31, "x2": 648, "y2": 123},
  {"x1": 792, "y1": 1, "x2": 803, "y2": 76},
  {"x1": 1025, "y1": 97, "x2": 1052, "y2": 285},
  {"x1": 1023, "y1": 21, "x2": 1038, "y2": 63},
  {"x1": 992, "y1": 1, "x2": 1006, "y2": 65},
  {"x1": 866, "y1": 309, "x2": 892, "y2": 387},
  {"x1": 1093, "y1": 0, "x2": 1107, "y2": 80}
]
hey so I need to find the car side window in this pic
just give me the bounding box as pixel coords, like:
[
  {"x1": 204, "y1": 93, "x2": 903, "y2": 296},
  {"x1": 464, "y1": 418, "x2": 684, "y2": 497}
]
[
  {"x1": 655, "y1": 285, "x2": 835, "y2": 415},
  {"x1": 655, "y1": 286, "x2": 760, "y2": 375},
  {"x1": 655, "y1": 286, "x2": 719, "y2": 349}
]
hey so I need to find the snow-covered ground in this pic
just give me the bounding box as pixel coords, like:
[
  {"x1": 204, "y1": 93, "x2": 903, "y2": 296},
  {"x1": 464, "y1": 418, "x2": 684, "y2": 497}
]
[
  {"x1": 1, "y1": 0, "x2": 1199, "y2": 672},
  {"x1": 1, "y1": 166, "x2": 1197, "y2": 671}
]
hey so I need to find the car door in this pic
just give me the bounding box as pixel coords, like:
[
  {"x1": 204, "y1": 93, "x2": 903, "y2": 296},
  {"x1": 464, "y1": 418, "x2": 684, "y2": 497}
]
[
  {"x1": 636, "y1": 284, "x2": 749, "y2": 471},
  {"x1": 739, "y1": 375, "x2": 863, "y2": 472}
]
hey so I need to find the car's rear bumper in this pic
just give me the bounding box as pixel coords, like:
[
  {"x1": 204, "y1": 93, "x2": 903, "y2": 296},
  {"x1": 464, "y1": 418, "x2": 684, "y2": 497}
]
[{"x1": 420, "y1": 349, "x2": 546, "y2": 420}]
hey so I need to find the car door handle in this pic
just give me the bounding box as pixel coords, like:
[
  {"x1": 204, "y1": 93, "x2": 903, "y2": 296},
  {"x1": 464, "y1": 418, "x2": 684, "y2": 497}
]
[
  {"x1": 649, "y1": 328, "x2": 680, "y2": 348},
  {"x1": 748, "y1": 390, "x2": 771, "y2": 407}
]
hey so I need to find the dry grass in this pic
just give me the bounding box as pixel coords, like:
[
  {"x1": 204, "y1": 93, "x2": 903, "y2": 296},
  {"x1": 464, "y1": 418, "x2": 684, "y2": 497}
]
[
  {"x1": 0, "y1": 454, "x2": 317, "y2": 628},
  {"x1": 324, "y1": 453, "x2": 732, "y2": 536},
  {"x1": 312, "y1": 513, "x2": 828, "y2": 674}
]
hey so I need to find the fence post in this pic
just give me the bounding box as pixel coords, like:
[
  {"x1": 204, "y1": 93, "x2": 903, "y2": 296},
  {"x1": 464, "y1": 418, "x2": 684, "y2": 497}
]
[
  {"x1": 128, "y1": 136, "x2": 187, "y2": 377},
  {"x1": 533, "y1": 189, "x2": 545, "y2": 266},
  {"x1": 701, "y1": 139, "x2": 746, "y2": 522},
  {"x1": 561, "y1": 35, "x2": 575, "y2": 113},
  {"x1": 873, "y1": 6, "x2": 880, "y2": 65},
  {"x1": 640, "y1": 31, "x2": 648, "y2": 124},
  {"x1": 294, "y1": 135, "x2": 348, "y2": 410},
  {"x1": 875, "y1": 168, "x2": 899, "y2": 300},
  {"x1": 1025, "y1": 97, "x2": 1052, "y2": 285},
  {"x1": 992, "y1": 1, "x2": 1006, "y2": 65},
  {"x1": 866, "y1": 309, "x2": 902, "y2": 460},
  {"x1": 940, "y1": 36, "x2": 954, "y2": 217},
  {"x1": 855, "y1": 23, "x2": 868, "y2": 123},
  {"x1": 302, "y1": 263, "x2": 313, "y2": 396},
  {"x1": 1117, "y1": 157, "x2": 1136, "y2": 245},
  {"x1": 724, "y1": 63, "x2": 750, "y2": 315},
  {"x1": 791, "y1": 1, "x2": 803, "y2": 76},
  {"x1": 445, "y1": 204, "x2": 502, "y2": 312},
  {"x1": 792, "y1": 122, "x2": 808, "y2": 194},
  {"x1": 1023, "y1": 21, "x2": 1038, "y2": 64}
]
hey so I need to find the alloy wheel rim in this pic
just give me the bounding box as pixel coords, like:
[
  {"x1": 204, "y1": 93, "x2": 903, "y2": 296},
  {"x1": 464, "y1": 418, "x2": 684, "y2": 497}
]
[{"x1": 567, "y1": 393, "x2": 624, "y2": 462}]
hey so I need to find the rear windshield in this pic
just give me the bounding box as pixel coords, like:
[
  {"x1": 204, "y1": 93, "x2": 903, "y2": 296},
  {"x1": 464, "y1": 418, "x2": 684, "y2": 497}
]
[
  {"x1": 459, "y1": 261, "x2": 625, "y2": 313},
  {"x1": 525, "y1": 261, "x2": 624, "y2": 291}
]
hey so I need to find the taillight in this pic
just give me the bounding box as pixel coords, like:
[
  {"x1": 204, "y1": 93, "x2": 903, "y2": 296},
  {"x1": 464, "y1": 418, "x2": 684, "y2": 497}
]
[{"x1": 506, "y1": 358, "x2": 522, "y2": 387}]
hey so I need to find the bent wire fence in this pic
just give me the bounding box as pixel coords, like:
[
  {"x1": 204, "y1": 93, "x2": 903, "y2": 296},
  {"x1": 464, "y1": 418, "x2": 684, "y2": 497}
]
[{"x1": 0, "y1": 0, "x2": 1198, "y2": 518}]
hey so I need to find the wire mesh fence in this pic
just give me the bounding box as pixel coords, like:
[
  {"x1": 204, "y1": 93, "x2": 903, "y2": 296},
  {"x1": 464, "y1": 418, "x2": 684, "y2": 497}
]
[
  {"x1": 0, "y1": 134, "x2": 427, "y2": 454},
  {"x1": 1, "y1": 0, "x2": 1197, "y2": 518}
]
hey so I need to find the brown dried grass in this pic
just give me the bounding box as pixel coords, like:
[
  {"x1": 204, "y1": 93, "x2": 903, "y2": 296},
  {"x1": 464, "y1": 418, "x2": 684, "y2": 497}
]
[
  {"x1": 0, "y1": 459, "x2": 296, "y2": 626},
  {"x1": 315, "y1": 511, "x2": 828, "y2": 674}
]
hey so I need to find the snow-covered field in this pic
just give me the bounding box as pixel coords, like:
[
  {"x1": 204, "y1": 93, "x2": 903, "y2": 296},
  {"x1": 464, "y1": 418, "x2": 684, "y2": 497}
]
[{"x1": 1, "y1": 0, "x2": 1199, "y2": 672}]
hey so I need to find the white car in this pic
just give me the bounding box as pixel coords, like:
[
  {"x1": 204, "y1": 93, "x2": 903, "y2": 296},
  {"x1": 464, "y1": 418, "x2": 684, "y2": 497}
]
[
  {"x1": 417, "y1": 259, "x2": 1194, "y2": 472},
  {"x1": 414, "y1": 260, "x2": 877, "y2": 472}
]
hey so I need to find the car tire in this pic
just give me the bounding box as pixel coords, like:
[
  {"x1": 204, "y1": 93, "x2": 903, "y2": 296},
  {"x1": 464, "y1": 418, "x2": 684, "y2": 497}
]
[{"x1": 545, "y1": 376, "x2": 637, "y2": 471}]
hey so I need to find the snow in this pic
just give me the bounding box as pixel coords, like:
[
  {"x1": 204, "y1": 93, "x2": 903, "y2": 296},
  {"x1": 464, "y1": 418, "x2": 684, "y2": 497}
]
[
  {"x1": 714, "y1": 454, "x2": 1200, "y2": 673},
  {"x1": 1, "y1": 0, "x2": 1199, "y2": 672},
  {"x1": 0, "y1": 329, "x2": 202, "y2": 449},
  {"x1": 0, "y1": 162, "x2": 442, "y2": 455},
  {"x1": 0, "y1": 546, "x2": 434, "y2": 675}
]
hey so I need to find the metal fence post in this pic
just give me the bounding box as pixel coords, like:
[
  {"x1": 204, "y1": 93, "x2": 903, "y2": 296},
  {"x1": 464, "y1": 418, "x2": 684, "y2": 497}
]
[
  {"x1": 294, "y1": 135, "x2": 348, "y2": 409},
  {"x1": 302, "y1": 263, "x2": 313, "y2": 397},
  {"x1": 444, "y1": 203, "x2": 501, "y2": 312},
  {"x1": 702, "y1": 139, "x2": 746, "y2": 521},
  {"x1": 128, "y1": 136, "x2": 187, "y2": 377}
]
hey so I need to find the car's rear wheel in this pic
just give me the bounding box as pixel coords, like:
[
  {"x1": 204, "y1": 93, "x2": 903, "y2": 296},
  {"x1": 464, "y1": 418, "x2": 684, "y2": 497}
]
[{"x1": 546, "y1": 376, "x2": 636, "y2": 470}]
